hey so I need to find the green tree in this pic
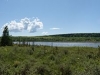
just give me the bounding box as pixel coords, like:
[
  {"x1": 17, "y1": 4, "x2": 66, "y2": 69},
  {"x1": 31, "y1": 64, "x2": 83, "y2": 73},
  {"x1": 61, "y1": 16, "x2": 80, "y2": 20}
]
[{"x1": 0, "y1": 26, "x2": 13, "y2": 46}]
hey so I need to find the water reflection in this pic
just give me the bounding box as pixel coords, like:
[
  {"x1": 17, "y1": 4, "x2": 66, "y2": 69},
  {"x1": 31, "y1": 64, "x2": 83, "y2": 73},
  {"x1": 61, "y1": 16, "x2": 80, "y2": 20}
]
[{"x1": 14, "y1": 42, "x2": 100, "y2": 48}]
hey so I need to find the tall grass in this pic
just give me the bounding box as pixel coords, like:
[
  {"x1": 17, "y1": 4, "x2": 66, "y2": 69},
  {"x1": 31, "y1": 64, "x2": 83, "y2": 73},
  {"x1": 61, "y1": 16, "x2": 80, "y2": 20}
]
[{"x1": 0, "y1": 45, "x2": 99, "y2": 75}]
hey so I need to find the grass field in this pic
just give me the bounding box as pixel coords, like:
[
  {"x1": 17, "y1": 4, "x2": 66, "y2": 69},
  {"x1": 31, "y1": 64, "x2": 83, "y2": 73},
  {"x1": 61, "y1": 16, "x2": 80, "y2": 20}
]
[{"x1": 0, "y1": 45, "x2": 100, "y2": 75}]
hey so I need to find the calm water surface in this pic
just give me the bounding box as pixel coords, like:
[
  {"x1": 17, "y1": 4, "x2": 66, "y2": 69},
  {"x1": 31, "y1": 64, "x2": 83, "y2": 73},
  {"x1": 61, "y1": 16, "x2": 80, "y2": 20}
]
[{"x1": 14, "y1": 42, "x2": 100, "y2": 48}]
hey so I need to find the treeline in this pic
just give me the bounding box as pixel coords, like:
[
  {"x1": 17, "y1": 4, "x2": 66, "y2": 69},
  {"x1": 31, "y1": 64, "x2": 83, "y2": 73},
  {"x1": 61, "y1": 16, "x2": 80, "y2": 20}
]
[
  {"x1": 0, "y1": 33, "x2": 100, "y2": 42},
  {"x1": 9, "y1": 33, "x2": 100, "y2": 42},
  {"x1": 50, "y1": 33, "x2": 100, "y2": 37}
]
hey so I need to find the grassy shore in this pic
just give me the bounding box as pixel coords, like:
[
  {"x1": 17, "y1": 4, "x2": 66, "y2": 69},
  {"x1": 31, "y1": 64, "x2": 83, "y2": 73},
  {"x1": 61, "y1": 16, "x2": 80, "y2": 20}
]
[{"x1": 0, "y1": 45, "x2": 100, "y2": 75}]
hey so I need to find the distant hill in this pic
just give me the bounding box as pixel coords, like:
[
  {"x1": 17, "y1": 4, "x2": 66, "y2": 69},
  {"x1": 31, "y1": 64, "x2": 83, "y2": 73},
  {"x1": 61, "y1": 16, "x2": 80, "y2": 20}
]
[
  {"x1": 49, "y1": 33, "x2": 100, "y2": 37},
  {"x1": 3, "y1": 33, "x2": 100, "y2": 42}
]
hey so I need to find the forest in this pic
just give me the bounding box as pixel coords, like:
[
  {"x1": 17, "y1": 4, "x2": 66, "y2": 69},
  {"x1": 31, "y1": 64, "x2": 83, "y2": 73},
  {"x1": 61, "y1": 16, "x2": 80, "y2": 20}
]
[
  {"x1": 8, "y1": 33, "x2": 100, "y2": 42},
  {"x1": 50, "y1": 33, "x2": 100, "y2": 37}
]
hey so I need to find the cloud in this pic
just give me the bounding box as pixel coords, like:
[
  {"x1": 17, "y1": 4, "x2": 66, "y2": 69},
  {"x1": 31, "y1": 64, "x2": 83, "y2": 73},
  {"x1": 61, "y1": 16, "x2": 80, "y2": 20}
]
[
  {"x1": 2, "y1": 17, "x2": 43, "y2": 33},
  {"x1": 42, "y1": 32, "x2": 48, "y2": 35},
  {"x1": 50, "y1": 28, "x2": 60, "y2": 30}
]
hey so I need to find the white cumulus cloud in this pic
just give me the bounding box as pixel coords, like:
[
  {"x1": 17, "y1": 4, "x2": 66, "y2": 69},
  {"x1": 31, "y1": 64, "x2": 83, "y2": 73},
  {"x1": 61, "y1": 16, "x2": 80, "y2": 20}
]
[
  {"x1": 50, "y1": 28, "x2": 60, "y2": 30},
  {"x1": 2, "y1": 17, "x2": 43, "y2": 33},
  {"x1": 42, "y1": 32, "x2": 48, "y2": 35}
]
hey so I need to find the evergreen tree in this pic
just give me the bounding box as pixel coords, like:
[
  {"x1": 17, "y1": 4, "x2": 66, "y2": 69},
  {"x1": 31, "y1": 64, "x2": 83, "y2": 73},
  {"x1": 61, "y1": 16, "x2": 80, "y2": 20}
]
[{"x1": 0, "y1": 26, "x2": 13, "y2": 46}]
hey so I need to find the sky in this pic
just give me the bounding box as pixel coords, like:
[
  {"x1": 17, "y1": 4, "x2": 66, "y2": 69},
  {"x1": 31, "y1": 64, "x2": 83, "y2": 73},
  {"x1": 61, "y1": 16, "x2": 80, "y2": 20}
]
[{"x1": 0, "y1": 0, "x2": 100, "y2": 36}]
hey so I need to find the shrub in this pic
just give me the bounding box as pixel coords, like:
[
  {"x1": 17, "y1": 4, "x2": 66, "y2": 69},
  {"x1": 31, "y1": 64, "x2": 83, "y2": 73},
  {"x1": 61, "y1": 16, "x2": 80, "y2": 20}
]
[
  {"x1": 93, "y1": 66, "x2": 100, "y2": 75},
  {"x1": 97, "y1": 46, "x2": 100, "y2": 57},
  {"x1": 35, "y1": 64, "x2": 51, "y2": 75},
  {"x1": 59, "y1": 64, "x2": 72, "y2": 75}
]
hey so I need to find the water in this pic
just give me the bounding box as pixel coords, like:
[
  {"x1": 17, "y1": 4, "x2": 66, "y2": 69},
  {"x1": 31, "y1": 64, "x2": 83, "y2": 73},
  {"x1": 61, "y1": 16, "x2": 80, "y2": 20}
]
[{"x1": 14, "y1": 42, "x2": 100, "y2": 48}]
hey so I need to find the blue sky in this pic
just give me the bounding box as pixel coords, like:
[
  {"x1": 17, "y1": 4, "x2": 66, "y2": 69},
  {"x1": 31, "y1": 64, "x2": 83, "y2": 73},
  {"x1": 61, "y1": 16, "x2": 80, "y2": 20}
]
[{"x1": 0, "y1": 0, "x2": 100, "y2": 36}]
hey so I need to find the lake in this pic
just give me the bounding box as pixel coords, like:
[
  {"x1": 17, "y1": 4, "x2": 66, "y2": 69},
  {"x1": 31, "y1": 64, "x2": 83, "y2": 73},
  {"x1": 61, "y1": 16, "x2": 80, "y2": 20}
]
[{"x1": 14, "y1": 42, "x2": 100, "y2": 48}]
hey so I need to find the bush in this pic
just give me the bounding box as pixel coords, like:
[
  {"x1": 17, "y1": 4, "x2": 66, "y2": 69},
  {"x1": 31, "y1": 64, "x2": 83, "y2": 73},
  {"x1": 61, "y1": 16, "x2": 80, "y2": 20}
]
[
  {"x1": 59, "y1": 64, "x2": 72, "y2": 75},
  {"x1": 35, "y1": 64, "x2": 51, "y2": 75}
]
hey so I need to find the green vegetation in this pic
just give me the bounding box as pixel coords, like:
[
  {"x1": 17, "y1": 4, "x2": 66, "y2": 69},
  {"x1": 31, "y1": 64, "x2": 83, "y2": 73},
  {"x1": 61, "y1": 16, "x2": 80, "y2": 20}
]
[
  {"x1": 50, "y1": 33, "x2": 100, "y2": 37},
  {"x1": 0, "y1": 45, "x2": 100, "y2": 75},
  {"x1": 9, "y1": 33, "x2": 100, "y2": 42},
  {"x1": 0, "y1": 27, "x2": 100, "y2": 74},
  {"x1": 0, "y1": 26, "x2": 12, "y2": 46}
]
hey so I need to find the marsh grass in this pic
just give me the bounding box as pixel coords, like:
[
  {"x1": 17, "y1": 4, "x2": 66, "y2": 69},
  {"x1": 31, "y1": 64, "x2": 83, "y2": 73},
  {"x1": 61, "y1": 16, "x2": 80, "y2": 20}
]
[{"x1": 0, "y1": 45, "x2": 99, "y2": 75}]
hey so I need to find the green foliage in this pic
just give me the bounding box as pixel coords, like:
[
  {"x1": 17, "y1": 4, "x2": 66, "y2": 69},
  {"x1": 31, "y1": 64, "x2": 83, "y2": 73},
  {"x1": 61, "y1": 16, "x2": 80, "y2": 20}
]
[
  {"x1": 11, "y1": 33, "x2": 100, "y2": 42},
  {"x1": 0, "y1": 46, "x2": 99, "y2": 75},
  {"x1": 12, "y1": 36, "x2": 100, "y2": 42},
  {"x1": 97, "y1": 46, "x2": 100, "y2": 57},
  {"x1": 93, "y1": 66, "x2": 100, "y2": 75},
  {"x1": 51, "y1": 33, "x2": 100, "y2": 37},
  {"x1": 59, "y1": 64, "x2": 72, "y2": 75},
  {"x1": 0, "y1": 26, "x2": 13, "y2": 46}
]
